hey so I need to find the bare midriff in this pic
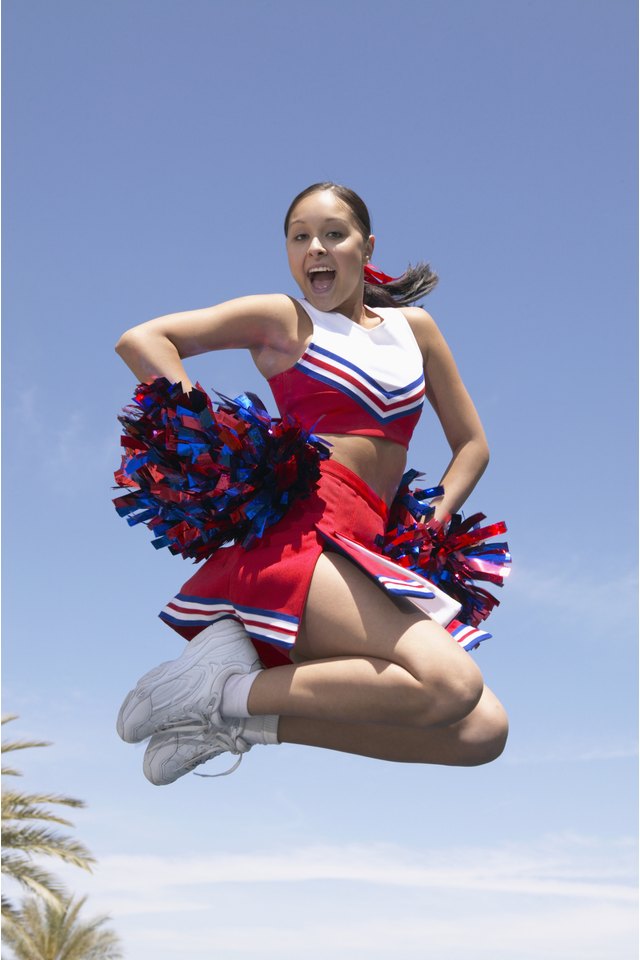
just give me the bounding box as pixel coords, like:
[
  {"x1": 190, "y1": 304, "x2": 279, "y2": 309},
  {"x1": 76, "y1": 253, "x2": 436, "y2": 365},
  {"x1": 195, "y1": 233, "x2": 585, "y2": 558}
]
[{"x1": 317, "y1": 434, "x2": 408, "y2": 507}]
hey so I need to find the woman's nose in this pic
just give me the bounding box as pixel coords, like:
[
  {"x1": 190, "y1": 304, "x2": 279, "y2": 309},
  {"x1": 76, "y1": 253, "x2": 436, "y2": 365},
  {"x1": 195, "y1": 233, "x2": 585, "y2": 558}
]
[{"x1": 308, "y1": 236, "x2": 326, "y2": 254}]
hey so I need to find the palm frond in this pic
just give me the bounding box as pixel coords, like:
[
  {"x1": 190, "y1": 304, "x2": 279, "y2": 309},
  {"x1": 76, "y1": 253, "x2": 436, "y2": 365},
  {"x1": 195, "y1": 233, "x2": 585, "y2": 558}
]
[
  {"x1": 1, "y1": 898, "x2": 42, "y2": 959},
  {"x1": 3, "y1": 791, "x2": 86, "y2": 828},
  {"x1": 2, "y1": 894, "x2": 124, "y2": 960},
  {"x1": 2, "y1": 765, "x2": 24, "y2": 777},
  {"x1": 0, "y1": 854, "x2": 68, "y2": 910},
  {"x1": 4, "y1": 792, "x2": 86, "y2": 810},
  {"x1": 2, "y1": 826, "x2": 95, "y2": 868},
  {"x1": 3, "y1": 804, "x2": 76, "y2": 830},
  {"x1": 2, "y1": 738, "x2": 52, "y2": 754},
  {"x1": 1, "y1": 714, "x2": 107, "y2": 949},
  {"x1": 2, "y1": 893, "x2": 21, "y2": 920}
]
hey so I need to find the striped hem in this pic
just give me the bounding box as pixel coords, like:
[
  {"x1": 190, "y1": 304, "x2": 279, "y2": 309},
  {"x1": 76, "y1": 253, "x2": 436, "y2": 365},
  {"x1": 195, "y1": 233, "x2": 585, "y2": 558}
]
[
  {"x1": 160, "y1": 595, "x2": 297, "y2": 648},
  {"x1": 448, "y1": 620, "x2": 492, "y2": 651}
]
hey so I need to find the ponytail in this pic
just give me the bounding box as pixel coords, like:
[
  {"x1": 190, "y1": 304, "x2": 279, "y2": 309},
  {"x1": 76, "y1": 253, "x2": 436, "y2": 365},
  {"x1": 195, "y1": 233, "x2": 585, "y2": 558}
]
[{"x1": 364, "y1": 262, "x2": 438, "y2": 308}]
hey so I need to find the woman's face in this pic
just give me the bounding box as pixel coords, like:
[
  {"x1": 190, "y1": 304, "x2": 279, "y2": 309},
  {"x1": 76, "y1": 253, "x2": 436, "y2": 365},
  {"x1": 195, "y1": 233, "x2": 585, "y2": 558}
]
[{"x1": 285, "y1": 190, "x2": 374, "y2": 314}]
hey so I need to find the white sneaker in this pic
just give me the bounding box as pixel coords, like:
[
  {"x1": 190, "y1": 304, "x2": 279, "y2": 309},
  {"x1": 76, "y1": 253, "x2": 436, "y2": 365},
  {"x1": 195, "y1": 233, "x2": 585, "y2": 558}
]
[
  {"x1": 143, "y1": 720, "x2": 252, "y2": 785},
  {"x1": 142, "y1": 713, "x2": 280, "y2": 785},
  {"x1": 117, "y1": 618, "x2": 261, "y2": 744}
]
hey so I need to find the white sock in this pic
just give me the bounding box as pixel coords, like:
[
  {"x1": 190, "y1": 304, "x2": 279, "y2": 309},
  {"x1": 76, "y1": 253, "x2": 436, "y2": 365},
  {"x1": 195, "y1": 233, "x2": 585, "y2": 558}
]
[
  {"x1": 243, "y1": 715, "x2": 280, "y2": 745},
  {"x1": 221, "y1": 670, "x2": 262, "y2": 719}
]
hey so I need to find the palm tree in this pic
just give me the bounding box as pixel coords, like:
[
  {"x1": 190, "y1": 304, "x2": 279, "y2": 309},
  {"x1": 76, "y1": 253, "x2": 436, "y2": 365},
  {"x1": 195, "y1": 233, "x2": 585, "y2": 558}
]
[
  {"x1": 1, "y1": 894, "x2": 123, "y2": 960},
  {"x1": 1, "y1": 716, "x2": 95, "y2": 920}
]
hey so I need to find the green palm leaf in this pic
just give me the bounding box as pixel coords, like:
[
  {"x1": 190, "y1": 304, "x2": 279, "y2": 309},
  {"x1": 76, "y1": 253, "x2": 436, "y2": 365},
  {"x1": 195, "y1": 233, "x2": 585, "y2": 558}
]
[
  {"x1": 1, "y1": 717, "x2": 95, "y2": 917},
  {"x1": 1, "y1": 856, "x2": 68, "y2": 910},
  {"x1": 2, "y1": 894, "x2": 123, "y2": 960}
]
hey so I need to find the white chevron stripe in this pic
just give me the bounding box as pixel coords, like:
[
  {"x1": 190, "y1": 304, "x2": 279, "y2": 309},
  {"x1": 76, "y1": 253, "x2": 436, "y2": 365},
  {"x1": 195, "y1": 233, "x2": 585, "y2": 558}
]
[
  {"x1": 298, "y1": 356, "x2": 424, "y2": 419},
  {"x1": 305, "y1": 345, "x2": 425, "y2": 402}
]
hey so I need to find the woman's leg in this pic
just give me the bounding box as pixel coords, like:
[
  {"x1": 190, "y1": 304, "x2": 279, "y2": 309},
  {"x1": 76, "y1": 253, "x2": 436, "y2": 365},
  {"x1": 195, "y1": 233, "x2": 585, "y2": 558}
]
[
  {"x1": 138, "y1": 552, "x2": 508, "y2": 781},
  {"x1": 277, "y1": 686, "x2": 508, "y2": 766},
  {"x1": 247, "y1": 552, "x2": 488, "y2": 730}
]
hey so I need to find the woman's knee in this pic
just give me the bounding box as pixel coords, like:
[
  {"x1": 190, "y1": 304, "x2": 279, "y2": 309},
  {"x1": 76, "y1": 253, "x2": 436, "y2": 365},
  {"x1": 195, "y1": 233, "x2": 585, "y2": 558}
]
[
  {"x1": 410, "y1": 651, "x2": 485, "y2": 727},
  {"x1": 456, "y1": 693, "x2": 509, "y2": 765}
]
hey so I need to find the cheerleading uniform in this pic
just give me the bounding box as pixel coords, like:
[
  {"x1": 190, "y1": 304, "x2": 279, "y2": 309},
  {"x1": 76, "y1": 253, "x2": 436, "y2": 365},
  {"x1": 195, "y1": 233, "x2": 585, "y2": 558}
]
[
  {"x1": 159, "y1": 300, "x2": 491, "y2": 667},
  {"x1": 268, "y1": 300, "x2": 425, "y2": 447}
]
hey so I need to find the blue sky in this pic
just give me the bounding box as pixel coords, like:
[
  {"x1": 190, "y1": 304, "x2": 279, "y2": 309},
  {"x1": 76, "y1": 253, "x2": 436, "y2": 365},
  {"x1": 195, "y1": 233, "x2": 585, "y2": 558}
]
[{"x1": 2, "y1": 1, "x2": 637, "y2": 957}]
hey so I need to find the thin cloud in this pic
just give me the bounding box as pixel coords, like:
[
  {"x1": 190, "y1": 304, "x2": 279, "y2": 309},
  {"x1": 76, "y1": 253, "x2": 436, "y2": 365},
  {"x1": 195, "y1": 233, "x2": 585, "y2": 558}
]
[
  {"x1": 7, "y1": 384, "x2": 119, "y2": 485},
  {"x1": 509, "y1": 562, "x2": 637, "y2": 612},
  {"x1": 507, "y1": 561, "x2": 637, "y2": 635},
  {"x1": 118, "y1": 906, "x2": 637, "y2": 959},
  {"x1": 46, "y1": 849, "x2": 638, "y2": 960},
  {"x1": 55, "y1": 835, "x2": 636, "y2": 909}
]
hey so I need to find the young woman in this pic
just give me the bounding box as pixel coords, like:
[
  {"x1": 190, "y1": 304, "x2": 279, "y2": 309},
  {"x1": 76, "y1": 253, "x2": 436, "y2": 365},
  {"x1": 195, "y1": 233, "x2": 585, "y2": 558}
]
[{"x1": 115, "y1": 182, "x2": 509, "y2": 784}]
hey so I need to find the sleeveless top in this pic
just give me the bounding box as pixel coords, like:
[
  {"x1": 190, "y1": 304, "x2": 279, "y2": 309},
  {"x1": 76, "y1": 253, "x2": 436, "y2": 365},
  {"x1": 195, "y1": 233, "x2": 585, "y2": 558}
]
[{"x1": 268, "y1": 299, "x2": 425, "y2": 449}]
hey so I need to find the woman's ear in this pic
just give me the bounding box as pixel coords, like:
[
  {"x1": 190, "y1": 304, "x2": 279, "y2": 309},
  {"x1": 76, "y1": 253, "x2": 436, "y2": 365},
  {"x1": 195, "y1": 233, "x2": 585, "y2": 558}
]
[{"x1": 365, "y1": 234, "x2": 375, "y2": 262}]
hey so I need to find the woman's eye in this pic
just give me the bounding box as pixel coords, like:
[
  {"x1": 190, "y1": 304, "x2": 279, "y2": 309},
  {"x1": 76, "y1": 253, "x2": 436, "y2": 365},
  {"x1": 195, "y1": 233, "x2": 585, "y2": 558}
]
[
  {"x1": 294, "y1": 233, "x2": 308, "y2": 241},
  {"x1": 327, "y1": 231, "x2": 343, "y2": 239}
]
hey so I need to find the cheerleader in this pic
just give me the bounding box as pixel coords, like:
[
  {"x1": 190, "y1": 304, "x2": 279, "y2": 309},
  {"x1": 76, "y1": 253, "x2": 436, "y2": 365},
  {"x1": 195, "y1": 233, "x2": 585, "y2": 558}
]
[{"x1": 115, "y1": 182, "x2": 509, "y2": 783}]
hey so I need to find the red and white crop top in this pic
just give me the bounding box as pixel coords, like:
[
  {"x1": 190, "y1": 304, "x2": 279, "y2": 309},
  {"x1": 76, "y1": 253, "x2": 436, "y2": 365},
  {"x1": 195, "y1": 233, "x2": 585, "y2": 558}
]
[{"x1": 268, "y1": 299, "x2": 425, "y2": 449}]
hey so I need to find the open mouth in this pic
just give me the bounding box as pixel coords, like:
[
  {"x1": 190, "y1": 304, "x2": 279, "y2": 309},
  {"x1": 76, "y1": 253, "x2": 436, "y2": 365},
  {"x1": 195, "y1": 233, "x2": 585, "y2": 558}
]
[{"x1": 308, "y1": 266, "x2": 336, "y2": 294}]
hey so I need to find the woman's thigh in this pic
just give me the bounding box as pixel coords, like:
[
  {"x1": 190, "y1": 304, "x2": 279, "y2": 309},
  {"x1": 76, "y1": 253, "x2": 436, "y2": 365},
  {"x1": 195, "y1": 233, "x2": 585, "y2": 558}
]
[{"x1": 295, "y1": 551, "x2": 480, "y2": 685}]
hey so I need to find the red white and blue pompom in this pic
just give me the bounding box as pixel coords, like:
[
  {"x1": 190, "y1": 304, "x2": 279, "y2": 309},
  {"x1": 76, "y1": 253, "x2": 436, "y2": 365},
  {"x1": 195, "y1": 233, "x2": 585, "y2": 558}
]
[
  {"x1": 379, "y1": 471, "x2": 511, "y2": 628},
  {"x1": 114, "y1": 378, "x2": 331, "y2": 561}
]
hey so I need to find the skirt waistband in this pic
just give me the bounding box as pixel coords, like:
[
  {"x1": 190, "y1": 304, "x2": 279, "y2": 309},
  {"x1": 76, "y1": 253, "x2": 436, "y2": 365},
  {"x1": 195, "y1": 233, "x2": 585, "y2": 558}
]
[{"x1": 319, "y1": 458, "x2": 389, "y2": 522}]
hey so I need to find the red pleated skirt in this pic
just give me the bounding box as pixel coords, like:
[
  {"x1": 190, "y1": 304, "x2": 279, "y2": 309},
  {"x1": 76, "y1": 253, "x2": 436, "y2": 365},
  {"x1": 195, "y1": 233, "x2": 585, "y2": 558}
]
[{"x1": 159, "y1": 459, "x2": 490, "y2": 666}]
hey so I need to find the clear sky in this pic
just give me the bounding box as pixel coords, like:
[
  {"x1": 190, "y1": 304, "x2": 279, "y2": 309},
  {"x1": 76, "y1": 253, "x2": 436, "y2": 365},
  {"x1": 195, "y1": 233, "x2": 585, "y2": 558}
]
[{"x1": 2, "y1": 1, "x2": 638, "y2": 957}]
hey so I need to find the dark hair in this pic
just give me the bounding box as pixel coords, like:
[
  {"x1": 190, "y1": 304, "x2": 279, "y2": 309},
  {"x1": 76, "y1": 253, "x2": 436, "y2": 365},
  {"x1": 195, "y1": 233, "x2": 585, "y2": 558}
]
[{"x1": 284, "y1": 181, "x2": 438, "y2": 307}]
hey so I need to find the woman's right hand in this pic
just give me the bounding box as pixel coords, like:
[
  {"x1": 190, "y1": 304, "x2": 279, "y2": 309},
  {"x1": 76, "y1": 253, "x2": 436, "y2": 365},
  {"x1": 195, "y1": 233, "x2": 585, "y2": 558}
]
[{"x1": 114, "y1": 293, "x2": 300, "y2": 386}]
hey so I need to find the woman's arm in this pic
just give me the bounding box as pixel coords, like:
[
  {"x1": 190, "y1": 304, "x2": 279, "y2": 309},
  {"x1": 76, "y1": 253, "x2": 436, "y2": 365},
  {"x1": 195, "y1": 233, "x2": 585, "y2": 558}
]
[
  {"x1": 115, "y1": 293, "x2": 298, "y2": 389},
  {"x1": 404, "y1": 307, "x2": 490, "y2": 523}
]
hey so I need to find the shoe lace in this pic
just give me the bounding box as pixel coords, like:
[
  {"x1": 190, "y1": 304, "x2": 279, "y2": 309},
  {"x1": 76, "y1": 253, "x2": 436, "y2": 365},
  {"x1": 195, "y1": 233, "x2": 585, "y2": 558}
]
[
  {"x1": 155, "y1": 708, "x2": 217, "y2": 735},
  {"x1": 193, "y1": 729, "x2": 251, "y2": 779},
  {"x1": 194, "y1": 754, "x2": 244, "y2": 778}
]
